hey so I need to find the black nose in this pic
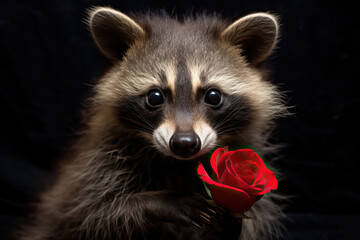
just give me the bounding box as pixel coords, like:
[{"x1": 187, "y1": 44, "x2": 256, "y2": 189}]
[{"x1": 170, "y1": 132, "x2": 201, "y2": 158}]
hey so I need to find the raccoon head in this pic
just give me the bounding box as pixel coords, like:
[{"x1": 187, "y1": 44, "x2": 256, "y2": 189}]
[{"x1": 88, "y1": 7, "x2": 283, "y2": 160}]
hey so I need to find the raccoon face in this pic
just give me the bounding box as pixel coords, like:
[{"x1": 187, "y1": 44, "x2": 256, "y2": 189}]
[{"x1": 89, "y1": 8, "x2": 281, "y2": 160}]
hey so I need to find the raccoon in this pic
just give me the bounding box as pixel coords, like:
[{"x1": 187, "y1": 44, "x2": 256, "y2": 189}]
[{"x1": 16, "y1": 7, "x2": 287, "y2": 240}]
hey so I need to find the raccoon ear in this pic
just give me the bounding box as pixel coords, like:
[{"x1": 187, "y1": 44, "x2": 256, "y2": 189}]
[
  {"x1": 221, "y1": 13, "x2": 279, "y2": 65},
  {"x1": 88, "y1": 7, "x2": 145, "y2": 61}
]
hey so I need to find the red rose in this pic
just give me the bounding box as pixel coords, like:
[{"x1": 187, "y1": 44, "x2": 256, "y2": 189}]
[{"x1": 197, "y1": 147, "x2": 278, "y2": 213}]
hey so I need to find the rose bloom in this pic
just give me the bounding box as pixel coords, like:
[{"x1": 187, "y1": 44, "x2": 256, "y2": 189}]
[{"x1": 197, "y1": 147, "x2": 278, "y2": 213}]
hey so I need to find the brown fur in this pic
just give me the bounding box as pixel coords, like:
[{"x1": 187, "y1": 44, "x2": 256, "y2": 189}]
[{"x1": 15, "y1": 7, "x2": 288, "y2": 240}]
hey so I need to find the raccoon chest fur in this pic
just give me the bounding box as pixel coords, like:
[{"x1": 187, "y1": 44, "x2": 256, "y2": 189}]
[
  {"x1": 145, "y1": 157, "x2": 206, "y2": 193},
  {"x1": 16, "y1": 7, "x2": 288, "y2": 240}
]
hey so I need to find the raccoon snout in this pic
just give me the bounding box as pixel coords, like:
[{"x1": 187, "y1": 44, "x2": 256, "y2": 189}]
[{"x1": 169, "y1": 132, "x2": 201, "y2": 158}]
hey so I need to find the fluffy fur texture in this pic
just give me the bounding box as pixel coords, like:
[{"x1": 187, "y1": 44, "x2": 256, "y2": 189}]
[{"x1": 15, "y1": 7, "x2": 288, "y2": 240}]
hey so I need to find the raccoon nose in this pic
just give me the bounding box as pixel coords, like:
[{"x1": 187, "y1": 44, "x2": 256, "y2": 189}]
[{"x1": 170, "y1": 132, "x2": 201, "y2": 158}]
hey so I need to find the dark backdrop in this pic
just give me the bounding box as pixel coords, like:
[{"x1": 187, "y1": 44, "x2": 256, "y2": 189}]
[{"x1": 0, "y1": 0, "x2": 358, "y2": 239}]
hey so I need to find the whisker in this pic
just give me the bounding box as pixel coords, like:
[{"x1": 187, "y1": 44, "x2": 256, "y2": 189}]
[
  {"x1": 213, "y1": 107, "x2": 240, "y2": 131},
  {"x1": 121, "y1": 117, "x2": 153, "y2": 134},
  {"x1": 155, "y1": 128, "x2": 168, "y2": 148},
  {"x1": 214, "y1": 110, "x2": 242, "y2": 136}
]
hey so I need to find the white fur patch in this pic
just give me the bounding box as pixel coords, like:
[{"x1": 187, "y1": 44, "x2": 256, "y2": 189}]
[
  {"x1": 165, "y1": 63, "x2": 177, "y2": 95},
  {"x1": 189, "y1": 65, "x2": 202, "y2": 94},
  {"x1": 153, "y1": 120, "x2": 176, "y2": 154},
  {"x1": 193, "y1": 119, "x2": 217, "y2": 155}
]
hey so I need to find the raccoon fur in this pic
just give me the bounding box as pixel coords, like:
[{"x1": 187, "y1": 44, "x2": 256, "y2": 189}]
[{"x1": 15, "y1": 7, "x2": 288, "y2": 240}]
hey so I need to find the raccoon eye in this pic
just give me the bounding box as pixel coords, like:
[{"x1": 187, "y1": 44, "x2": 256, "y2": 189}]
[
  {"x1": 147, "y1": 90, "x2": 164, "y2": 107},
  {"x1": 205, "y1": 89, "x2": 222, "y2": 106}
]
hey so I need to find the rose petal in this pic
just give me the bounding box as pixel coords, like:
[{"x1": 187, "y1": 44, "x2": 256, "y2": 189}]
[
  {"x1": 232, "y1": 149, "x2": 278, "y2": 192},
  {"x1": 229, "y1": 150, "x2": 258, "y2": 180},
  {"x1": 240, "y1": 174, "x2": 255, "y2": 186},
  {"x1": 252, "y1": 189, "x2": 270, "y2": 195},
  {"x1": 230, "y1": 149, "x2": 256, "y2": 163},
  {"x1": 226, "y1": 159, "x2": 254, "y2": 189},
  {"x1": 210, "y1": 184, "x2": 254, "y2": 213},
  {"x1": 224, "y1": 160, "x2": 266, "y2": 195},
  {"x1": 252, "y1": 152, "x2": 267, "y2": 171},
  {"x1": 233, "y1": 161, "x2": 259, "y2": 185},
  {"x1": 251, "y1": 173, "x2": 277, "y2": 195},
  {"x1": 217, "y1": 151, "x2": 234, "y2": 178},
  {"x1": 198, "y1": 163, "x2": 212, "y2": 181},
  {"x1": 247, "y1": 162, "x2": 260, "y2": 173},
  {"x1": 251, "y1": 162, "x2": 264, "y2": 186},
  {"x1": 198, "y1": 163, "x2": 251, "y2": 196},
  {"x1": 198, "y1": 164, "x2": 255, "y2": 213},
  {"x1": 264, "y1": 169, "x2": 278, "y2": 190},
  {"x1": 219, "y1": 162, "x2": 244, "y2": 188},
  {"x1": 249, "y1": 176, "x2": 267, "y2": 195},
  {"x1": 226, "y1": 158, "x2": 275, "y2": 195},
  {"x1": 235, "y1": 151, "x2": 267, "y2": 174},
  {"x1": 254, "y1": 176, "x2": 266, "y2": 186},
  {"x1": 210, "y1": 147, "x2": 226, "y2": 180}
]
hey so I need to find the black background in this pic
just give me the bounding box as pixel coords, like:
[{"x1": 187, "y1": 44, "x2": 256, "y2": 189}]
[{"x1": 0, "y1": 0, "x2": 358, "y2": 239}]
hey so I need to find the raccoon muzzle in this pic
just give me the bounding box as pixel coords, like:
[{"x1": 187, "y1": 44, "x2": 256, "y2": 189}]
[{"x1": 169, "y1": 131, "x2": 201, "y2": 158}]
